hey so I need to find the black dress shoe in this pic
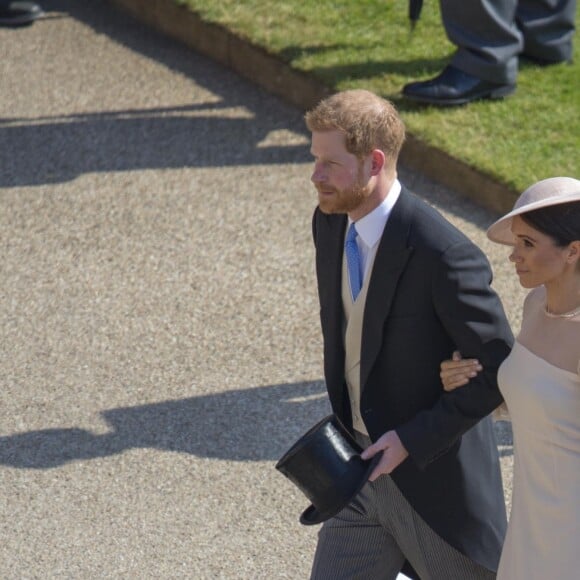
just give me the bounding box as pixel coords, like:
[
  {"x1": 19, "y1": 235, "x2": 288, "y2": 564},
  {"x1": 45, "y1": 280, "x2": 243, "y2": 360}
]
[
  {"x1": 0, "y1": 1, "x2": 43, "y2": 27},
  {"x1": 402, "y1": 65, "x2": 515, "y2": 106}
]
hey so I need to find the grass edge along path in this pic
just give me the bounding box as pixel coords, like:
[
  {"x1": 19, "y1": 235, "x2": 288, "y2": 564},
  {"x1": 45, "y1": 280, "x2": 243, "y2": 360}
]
[{"x1": 108, "y1": 0, "x2": 579, "y2": 213}]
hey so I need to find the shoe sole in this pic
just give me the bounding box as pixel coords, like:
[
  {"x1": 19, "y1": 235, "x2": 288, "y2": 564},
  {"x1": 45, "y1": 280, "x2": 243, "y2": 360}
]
[{"x1": 404, "y1": 84, "x2": 516, "y2": 106}]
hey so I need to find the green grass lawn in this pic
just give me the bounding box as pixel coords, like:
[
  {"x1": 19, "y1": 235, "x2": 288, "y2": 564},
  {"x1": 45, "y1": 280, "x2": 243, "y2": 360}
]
[{"x1": 178, "y1": 0, "x2": 578, "y2": 193}]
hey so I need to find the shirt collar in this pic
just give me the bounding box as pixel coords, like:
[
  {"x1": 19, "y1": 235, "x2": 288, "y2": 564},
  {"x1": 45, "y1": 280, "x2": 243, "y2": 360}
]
[{"x1": 350, "y1": 179, "x2": 401, "y2": 248}]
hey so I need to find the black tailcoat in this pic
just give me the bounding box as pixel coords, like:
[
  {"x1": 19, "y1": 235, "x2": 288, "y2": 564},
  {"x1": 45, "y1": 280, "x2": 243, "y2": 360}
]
[{"x1": 312, "y1": 187, "x2": 513, "y2": 571}]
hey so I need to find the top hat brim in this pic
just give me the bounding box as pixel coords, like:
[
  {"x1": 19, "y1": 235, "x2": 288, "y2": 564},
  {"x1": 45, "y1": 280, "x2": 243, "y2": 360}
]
[{"x1": 298, "y1": 450, "x2": 383, "y2": 526}]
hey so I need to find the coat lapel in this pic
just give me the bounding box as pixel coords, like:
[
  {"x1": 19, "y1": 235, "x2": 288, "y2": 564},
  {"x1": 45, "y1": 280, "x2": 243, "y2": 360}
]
[
  {"x1": 314, "y1": 211, "x2": 348, "y2": 409},
  {"x1": 315, "y1": 211, "x2": 346, "y2": 313},
  {"x1": 360, "y1": 190, "x2": 415, "y2": 389}
]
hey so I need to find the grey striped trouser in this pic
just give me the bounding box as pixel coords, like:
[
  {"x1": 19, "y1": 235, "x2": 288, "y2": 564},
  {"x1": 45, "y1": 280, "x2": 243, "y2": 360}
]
[{"x1": 310, "y1": 434, "x2": 496, "y2": 580}]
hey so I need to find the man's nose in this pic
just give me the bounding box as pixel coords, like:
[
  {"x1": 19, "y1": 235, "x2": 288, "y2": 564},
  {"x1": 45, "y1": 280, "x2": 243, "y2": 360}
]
[{"x1": 311, "y1": 164, "x2": 325, "y2": 184}]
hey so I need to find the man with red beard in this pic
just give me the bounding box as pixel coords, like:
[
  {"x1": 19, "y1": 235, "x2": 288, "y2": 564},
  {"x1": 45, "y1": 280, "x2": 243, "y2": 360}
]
[{"x1": 304, "y1": 89, "x2": 513, "y2": 579}]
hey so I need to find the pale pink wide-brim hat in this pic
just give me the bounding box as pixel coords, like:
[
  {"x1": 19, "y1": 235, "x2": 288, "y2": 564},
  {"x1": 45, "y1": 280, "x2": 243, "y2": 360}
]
[{"x1": 487, "y1": 177, "x2": 580, "y2": 246}]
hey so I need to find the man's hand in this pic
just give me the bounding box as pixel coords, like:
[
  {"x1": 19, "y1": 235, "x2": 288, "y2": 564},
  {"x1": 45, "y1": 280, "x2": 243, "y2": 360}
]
[{"x1": 360, "y1": 430, "x2": 409, "y2": 482}]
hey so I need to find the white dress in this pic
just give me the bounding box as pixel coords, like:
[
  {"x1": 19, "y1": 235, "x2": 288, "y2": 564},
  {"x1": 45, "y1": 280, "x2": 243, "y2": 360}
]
[{"x1": 496, "y1": 288, "x2": 580, "y2": 580}]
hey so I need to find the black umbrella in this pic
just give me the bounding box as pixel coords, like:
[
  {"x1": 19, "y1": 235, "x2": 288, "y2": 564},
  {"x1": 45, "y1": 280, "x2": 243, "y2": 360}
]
[{"x1": 409, "y1": 0, "x2": 424, "y2": 30}]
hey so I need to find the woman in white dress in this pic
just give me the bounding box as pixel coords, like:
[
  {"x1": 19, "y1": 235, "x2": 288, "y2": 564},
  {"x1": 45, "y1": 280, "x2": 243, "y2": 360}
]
[{"x1": 440, "y1": 177, "x2": 580, "y2": 580}]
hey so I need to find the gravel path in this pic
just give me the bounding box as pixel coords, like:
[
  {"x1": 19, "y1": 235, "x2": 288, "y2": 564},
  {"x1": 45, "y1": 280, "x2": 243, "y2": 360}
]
[{"x1": 0, "y1": 1, "x2": 523, "y2": 577}]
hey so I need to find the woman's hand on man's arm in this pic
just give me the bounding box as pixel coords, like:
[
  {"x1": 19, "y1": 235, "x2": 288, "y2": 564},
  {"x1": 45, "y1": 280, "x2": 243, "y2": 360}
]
[{"x1": 440, "y1": 350, "x2": 483, "y2": 391}]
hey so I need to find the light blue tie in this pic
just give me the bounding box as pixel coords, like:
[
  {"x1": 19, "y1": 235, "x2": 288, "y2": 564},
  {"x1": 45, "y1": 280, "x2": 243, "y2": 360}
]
[{"x1": 345, "y1": 223, "x2": 362, "y2": 301}]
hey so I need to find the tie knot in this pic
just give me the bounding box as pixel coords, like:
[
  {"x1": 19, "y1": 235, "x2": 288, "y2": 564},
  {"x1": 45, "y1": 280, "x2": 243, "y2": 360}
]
[{"x1": 347, "y1": 223, "x2": 358, "y2": 243}]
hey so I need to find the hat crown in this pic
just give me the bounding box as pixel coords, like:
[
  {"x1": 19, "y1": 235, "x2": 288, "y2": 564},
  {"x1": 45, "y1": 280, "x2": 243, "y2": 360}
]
[
  {"x1": 488, "y1": 177, "x2": 580, "y2": 245},
  {"x1": 516, "y1": 177, "x2": 580, "y2": 211},
  {"x1": 275, "y1": 415, "x2": 380, "y2": 525}
]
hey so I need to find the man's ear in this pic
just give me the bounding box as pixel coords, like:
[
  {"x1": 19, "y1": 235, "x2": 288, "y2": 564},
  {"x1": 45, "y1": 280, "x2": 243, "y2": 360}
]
[{"x1": 370, "y1": 149, "x2": 385, "y2": 175}]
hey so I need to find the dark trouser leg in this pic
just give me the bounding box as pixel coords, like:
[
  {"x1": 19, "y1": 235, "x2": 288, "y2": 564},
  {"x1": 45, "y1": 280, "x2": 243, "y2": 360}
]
[
  {"x1": 516, "y1": 0, "x2": 576, "y2": 62},
  {"x1": 441, "y1": 0, "x2": 522, "y2": 84},
  {"x1": 311, "y1": 432, "x2": 498, "y2": 579},
  {"x1": 310, "y1": 481, "x2": 406, "y2": 580}
]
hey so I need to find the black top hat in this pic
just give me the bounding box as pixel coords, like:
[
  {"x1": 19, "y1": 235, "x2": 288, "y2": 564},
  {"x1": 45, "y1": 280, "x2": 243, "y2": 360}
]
[{"x1": 275, "y1": 415, "x2": 382, "y2": 525}]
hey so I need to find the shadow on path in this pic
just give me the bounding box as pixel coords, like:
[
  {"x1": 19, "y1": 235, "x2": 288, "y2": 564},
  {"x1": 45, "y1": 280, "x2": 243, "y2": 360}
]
[
  {"x1": 0, "y1": 105, "x2": 310, "y2": 187},
  {"x1": 0, "y1": 0, "x2": 311, "y2": 188},
  {"x1": 0, "y1": 379, "x2": 512, "y2": 469},
  {"x1": 0, "y1": 381, "x2": 331, "y2": 469},
  {"x1": 1, "y1": 0, "x2": 501, "y2": 230}
]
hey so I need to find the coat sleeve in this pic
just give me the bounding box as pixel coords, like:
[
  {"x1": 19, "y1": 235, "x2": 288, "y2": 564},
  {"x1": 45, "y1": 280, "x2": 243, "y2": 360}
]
[{"x1": 396, "y1": 240, "x2": 513, "y2": 470}]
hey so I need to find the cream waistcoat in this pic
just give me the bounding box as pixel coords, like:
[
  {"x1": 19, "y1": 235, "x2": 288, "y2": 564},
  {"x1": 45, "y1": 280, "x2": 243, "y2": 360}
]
[{"x1": 342, "y1": 249, "x2": 377, "y2": 436}]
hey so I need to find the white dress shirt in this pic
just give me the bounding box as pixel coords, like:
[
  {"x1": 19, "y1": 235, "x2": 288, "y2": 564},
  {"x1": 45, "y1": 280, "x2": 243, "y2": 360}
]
[{"x1": 348, "y1": 179, "x2": 401, "y2": 281}]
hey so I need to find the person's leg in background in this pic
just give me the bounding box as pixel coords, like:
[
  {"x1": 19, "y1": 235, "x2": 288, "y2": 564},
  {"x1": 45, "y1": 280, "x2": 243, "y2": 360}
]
[
  {"x1": 517, "y1": 0, "x2": 576, "y2": 64},
  {"x1": 444, "y1": 0, "x2": 522, "y2": 85},
  {"x1": 403, "y1": 0, "x2": 521, "y2": 104}
]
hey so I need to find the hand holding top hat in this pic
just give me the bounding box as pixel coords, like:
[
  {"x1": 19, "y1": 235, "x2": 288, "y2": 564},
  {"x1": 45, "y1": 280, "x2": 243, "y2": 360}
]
[
  {"x1": 275, "y1": 415, "x2": 386, "y2": 525},
  {"x1": 361, "y1": 429, "x2": 409, "y2": 481}
]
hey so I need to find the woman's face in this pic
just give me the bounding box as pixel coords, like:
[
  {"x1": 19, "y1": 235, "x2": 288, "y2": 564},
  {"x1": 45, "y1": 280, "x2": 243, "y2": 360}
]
[{"x1": 509, "y1": 215, "x2": 574, "y2": 288}]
